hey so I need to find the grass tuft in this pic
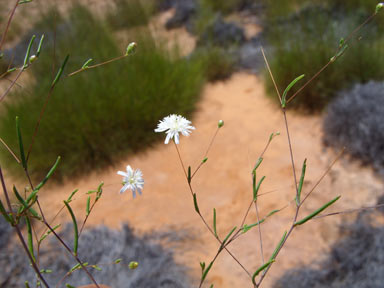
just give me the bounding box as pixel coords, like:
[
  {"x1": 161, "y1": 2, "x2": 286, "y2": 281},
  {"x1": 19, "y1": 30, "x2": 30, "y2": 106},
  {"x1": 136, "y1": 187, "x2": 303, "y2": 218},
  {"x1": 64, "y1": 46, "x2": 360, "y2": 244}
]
[{"x1": 0, "y1": 5, "x2": 205, "y2": 181}]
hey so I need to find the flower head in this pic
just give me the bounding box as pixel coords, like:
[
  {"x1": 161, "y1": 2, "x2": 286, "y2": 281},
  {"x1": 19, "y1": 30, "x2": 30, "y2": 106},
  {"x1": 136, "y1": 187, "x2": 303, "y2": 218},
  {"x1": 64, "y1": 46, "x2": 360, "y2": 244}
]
[
  {"x1": 117, "y1": 165, "x2": 144, "y2": 198},
  {"x1": 154, "y1": 114, "x2": 195, "y2": 144}
]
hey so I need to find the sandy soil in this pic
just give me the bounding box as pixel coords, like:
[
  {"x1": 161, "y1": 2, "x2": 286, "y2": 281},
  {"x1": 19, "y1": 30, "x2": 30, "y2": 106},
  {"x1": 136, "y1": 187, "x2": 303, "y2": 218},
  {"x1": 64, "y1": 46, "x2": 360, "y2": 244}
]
[
  {"x1": 2, "y1": 4, "x2": 384, "y2": 288},
  {"x1": 29, "y1": 72, "x2": 382, "y2": 288}
]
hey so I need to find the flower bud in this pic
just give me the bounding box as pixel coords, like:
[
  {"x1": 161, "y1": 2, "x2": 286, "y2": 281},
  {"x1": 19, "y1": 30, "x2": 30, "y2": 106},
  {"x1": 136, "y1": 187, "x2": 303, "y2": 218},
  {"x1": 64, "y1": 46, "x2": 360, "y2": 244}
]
[
  {"x1": 218, "y1": 120, "x2": 224, "y2": 128},
  {"x1": 126, "y1": 42, "x2": 137, "y2": 56},
  {"x1": 129, "y1": 261, "x2": 139, "y2": 269},
  {"x1": 376, "y1": 3, "x2": 384, "y2": 13},
  {"x1": 29, "y1": 55, "x2": 37, "y2": 63}
]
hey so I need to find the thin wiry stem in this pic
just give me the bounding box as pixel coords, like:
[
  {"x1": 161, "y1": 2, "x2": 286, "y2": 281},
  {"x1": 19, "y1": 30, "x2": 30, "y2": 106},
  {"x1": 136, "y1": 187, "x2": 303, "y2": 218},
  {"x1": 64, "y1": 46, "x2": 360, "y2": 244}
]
[
  {"x1": 67, "y1": 55, "x2": 127, "y2": 77},
  {"x1": 261, "y1": 47, "x2": 282, "y2": 103},
  {"x1": 300, "y1": 148, "x2": 345, "y2": 206},
  {"x1": 192, "y1": 126, "x2": 221, "y2": 179},
  {"x1": 0, "y1": 137, "x2": 20, "y2": 163},
  {"x1": 173, "y1": 142, "x2": 253, "y2": 279},
  {"x1": 0, "y1": 167, "x2": 50, "y2": 287},
  {"x1": 26, "y1": 86, "x2": 55, "y2": 161},
  {"x1": 287, "y1": 12, "x2": 377, "y2": 104},
  {"x1": 313, "y1": 203, "x2": 384, "y2": 220},
  {"x1": 0, "y1": 0, "x2": 19, "y2": 51},
  {"x1": 0, "y1": 68, "x2": 24, "y2": 102}
]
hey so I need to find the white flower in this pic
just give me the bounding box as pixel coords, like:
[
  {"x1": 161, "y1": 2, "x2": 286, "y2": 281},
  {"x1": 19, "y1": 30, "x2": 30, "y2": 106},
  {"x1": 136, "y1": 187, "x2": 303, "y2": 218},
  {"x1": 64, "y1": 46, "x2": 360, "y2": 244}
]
[
  {"x1": 154, "y1": 114, "x2": 195, "y2": 144},
  {"x1": 117, "y1": 165, "x2": 144, "y2": 198}
]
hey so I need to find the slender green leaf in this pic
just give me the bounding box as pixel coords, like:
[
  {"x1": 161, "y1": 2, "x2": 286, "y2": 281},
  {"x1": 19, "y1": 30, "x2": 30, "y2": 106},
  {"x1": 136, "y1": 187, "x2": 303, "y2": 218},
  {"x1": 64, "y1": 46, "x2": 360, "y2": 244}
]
[
  {"x1": 65, "y1": 284, "x2": 75, "y2": 288},
  {"x1": 294, "y1": 196, "x2": 341, "y2": 226},
  {"x1": 200, "y1": 262, "x2": 205, "y2": 272},
  {"x1": 266, "y1": 209, "x2": 280, "y2": 218},
  {"x1": 242, "y1": 219, "x2": 265, "y2": 233},
  {"x1": 67, "y1": 189, "x2": 79, "y2": 203},
  {"x1": 269, "y1": 231, "x2": 287, "y2": 262},
  {"x1": 40, "y1": 269, "x2": 52, "y2": 273},
  {"x1": 69, "y1": 262, "x2": 88, "y2": 273},
  {"x1": 25, "y1": 216, "x2": 35, "y2": 262},
  {"x1": 114, "y1": 258, "x2": 122, "y2": 264},
  {"x1": 34, "y1": 156, "x2": 61, "y2": 192},
  {"x1": 86, "y1": 196, "x2": 91, "y2": 216},
  {"x1": 0, "y1": 199, "x2": 13, "y2": 224},
  {"x1": 81, "y1": 58, "x2": 93, "y2": 69},
  {"x1": 16, "y1": 116, "x2": 27, "y2": 169},
  {"x1": 222, "y1": 226, "x2": 237, "y2": 246},
  {"x1": 13, "y1": 186, "x2": 40, "y2": 219},
  {"x1": 201, "y1": 261, "x2": 213, "y2": 284},
  {"x1": 331, "y1": 44, "x2": 349, "y2": 62},
  {"x1": 51, "y1": 55, "x2": 69, "y2": 88},
  {"x1": 254, "y1": 176, "x2": 266, "y2": 201},
  {"x1": 64, "y1": 201, "x2": 78, "y2": 255},
  {"x1": 193, "y1": 193, "x2": 200, "y2": 214},
  {"x1": 39, "y1": 224, "x2": 61, "y2": 243},
  {"x1": 202, "y1": 157, "x2": 208, "y2": 163},
  {"x1": 282, "y1": 74, "x2": 305, "y2": 108},
  {"x1": 96, "y1": 181, "x2": 104, "y2": 201},
  {"x1": 187, "y1": 166, "x2": 191, "y2": 184},
  {"x1": 213, "y1": 208, "x2": 217, "y2": 237},
  {"x1": 253, "y1": 157, "x2": 263, "y2": 171},
  {"x1": 92, "y1": 265, "x2": 102, "y2": 271},
  {"x1": 268, "y1": 132, "x2": 280, "y2": 143},
  {"x1": 36, "y1": 34, "x2": 44, "y2": 57},
  {"x1": 252, "y1": 259, "x2": 275, "y2": 285},
  {"x1": 296, "y1": 159, "x2": 307, "y2": 206},
  {"x1": 242, "y1": 209, "x2": 280, "y2": 234},
  {"x1": 23, "y1": 35, "x2": 36, "y2": 68}
]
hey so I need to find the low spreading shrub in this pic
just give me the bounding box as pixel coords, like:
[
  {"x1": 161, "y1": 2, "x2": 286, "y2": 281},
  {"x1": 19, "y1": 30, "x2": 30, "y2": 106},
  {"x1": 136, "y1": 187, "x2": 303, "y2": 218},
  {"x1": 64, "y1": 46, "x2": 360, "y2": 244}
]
[
  {"x1": 0, "y1": 220, "x2": 191, "y2": 287},
  {"x1": 0, "y1": 5, "x2": 205, "y2": 181},
  {"x1": 263, "y1": 3, "x2": 384, "y2": 111},
  {"x1": 273, "y1": 209, "x2": 384, "y2": 288},
  {"x1": 323, "y1": 81, "x2": 384, "y2": 174}
]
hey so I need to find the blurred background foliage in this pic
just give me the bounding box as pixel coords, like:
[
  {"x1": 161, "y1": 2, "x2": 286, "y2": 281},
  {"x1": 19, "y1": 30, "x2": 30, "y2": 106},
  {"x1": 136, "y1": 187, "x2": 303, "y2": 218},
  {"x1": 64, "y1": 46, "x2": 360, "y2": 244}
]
[
  {"x1": 0, "y1": 3, "x2": 206, "y2": 181},
  {"x1": 263, "y1": 0, "x2": 384, "y2": 111},
  {"x1": 0, "y1": 0, "x2": 383, "y2": 180}
]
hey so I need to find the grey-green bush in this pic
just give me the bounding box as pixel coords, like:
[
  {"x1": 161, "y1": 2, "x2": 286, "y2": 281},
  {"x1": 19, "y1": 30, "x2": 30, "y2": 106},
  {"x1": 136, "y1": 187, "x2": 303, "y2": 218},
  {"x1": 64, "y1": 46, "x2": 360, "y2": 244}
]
[
  {"x1": 323, "y1": 81, "x2": 384, "y2": 174},
  {"x1": 273, "y1": 209, "x2": 384, "y2": 288},
  {"x1": 0, "y1": 222, "x2": 191, "y2": 287}
]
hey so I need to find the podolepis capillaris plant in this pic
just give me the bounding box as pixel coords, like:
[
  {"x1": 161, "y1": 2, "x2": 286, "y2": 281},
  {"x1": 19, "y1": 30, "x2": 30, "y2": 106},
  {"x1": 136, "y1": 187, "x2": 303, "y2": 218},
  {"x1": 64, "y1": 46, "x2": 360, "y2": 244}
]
[
  {"x1": 154, "y1": 3, "x2": 384, "y2": 287},
  {"x1": 1, "y1": 1, "x2": 384, "y2": 287}
]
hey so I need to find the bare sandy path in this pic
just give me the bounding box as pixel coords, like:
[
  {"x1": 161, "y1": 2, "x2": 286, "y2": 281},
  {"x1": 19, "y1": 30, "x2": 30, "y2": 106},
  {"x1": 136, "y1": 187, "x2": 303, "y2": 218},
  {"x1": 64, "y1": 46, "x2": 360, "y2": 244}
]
[{"x1": 35, "y1": 73, "x2": 383, "y2": 287}]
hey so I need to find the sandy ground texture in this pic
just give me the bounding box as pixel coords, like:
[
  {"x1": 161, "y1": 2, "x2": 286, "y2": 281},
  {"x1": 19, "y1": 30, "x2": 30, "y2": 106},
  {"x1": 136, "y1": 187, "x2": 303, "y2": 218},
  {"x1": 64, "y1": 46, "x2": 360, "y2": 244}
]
[{"x1": 23, "y1": 72, "x2": 382, "y2": 288}]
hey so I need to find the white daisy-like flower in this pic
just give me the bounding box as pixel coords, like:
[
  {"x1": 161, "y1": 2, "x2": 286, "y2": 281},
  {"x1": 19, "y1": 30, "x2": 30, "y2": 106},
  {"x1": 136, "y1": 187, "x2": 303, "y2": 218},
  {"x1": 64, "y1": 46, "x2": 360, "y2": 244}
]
[
  {"x1": 117, "y1": 165, "x2": 144, "y2": 198},
  {"x1": 154, "y1": 114, "x2": 195, "y2": 144}
]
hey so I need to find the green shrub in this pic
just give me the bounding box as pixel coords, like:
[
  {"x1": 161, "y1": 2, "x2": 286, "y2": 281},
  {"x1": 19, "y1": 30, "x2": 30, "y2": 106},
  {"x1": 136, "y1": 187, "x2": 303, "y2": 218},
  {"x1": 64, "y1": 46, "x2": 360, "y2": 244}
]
[
  {"x1": 264, "y1": 0, "x2": 383, "y2": 25},
  {"x1": 0, "y1": 5, "x2": 205, "y2": 181},
  {"x1": 106, "y1": 0, "x2": 154, "y2": 30},
  {"x1": 264, "y1": 4, "x2": 384, "y2": 111},
  {"x1": 201, "y1": 0, "x2": 243, "y2": 14},
  {"x1": 192, "y1": 47, "x2": 235, "y2": 82}
]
